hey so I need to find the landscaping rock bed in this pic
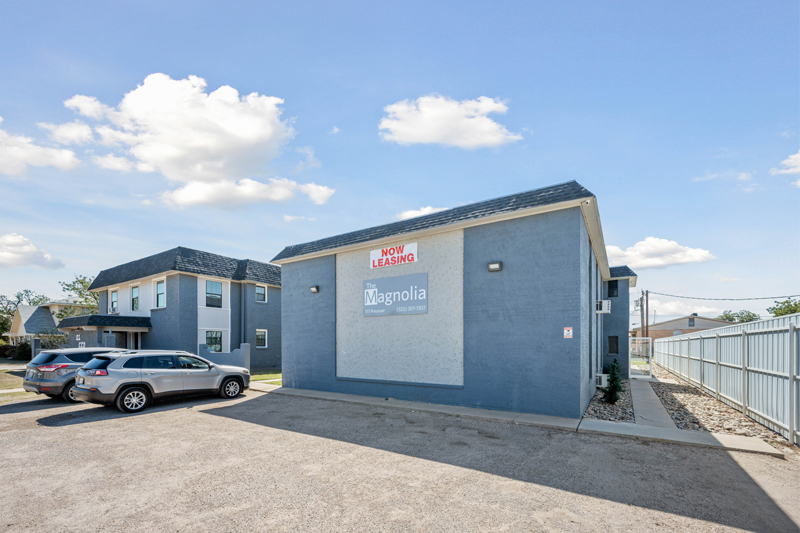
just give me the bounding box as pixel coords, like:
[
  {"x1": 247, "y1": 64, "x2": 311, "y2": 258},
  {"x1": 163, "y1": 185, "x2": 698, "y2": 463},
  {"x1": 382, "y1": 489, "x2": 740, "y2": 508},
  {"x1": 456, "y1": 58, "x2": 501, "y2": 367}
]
[
  {"x1": 650, "y1": 365, "x2": 796, "y2": 454},
  {"x1": 582, "y1": 379, "x2": 635, "y2": 423}
]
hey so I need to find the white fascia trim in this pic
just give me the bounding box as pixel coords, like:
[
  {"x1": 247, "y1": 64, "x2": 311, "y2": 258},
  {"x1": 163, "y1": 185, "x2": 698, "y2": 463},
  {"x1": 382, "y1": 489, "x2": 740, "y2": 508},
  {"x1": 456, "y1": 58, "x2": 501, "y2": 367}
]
[
  {"x1": 578, "y1": 198, "x2": 611, "y2": 281},
  {"x1": 608, "y1": 275, "x2": 638, "y2": 287},
  {"x1": 91, "y1": 270, "x2": 182, "y2": 293},
  {"x1": 272, "y1": 198, "x2": 591, "y2": 266}
]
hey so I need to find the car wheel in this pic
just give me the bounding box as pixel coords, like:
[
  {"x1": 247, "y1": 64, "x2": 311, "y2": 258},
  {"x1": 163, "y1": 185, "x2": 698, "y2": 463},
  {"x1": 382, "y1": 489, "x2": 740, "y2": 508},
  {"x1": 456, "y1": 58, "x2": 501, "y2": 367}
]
[
  {"x1": 219, "y1": 378, "x2": 242, "y2": 399},
  {"x1": 61, "y1": 382, "x2": 80, "y2": 403},
  {"x1": 116, "y1": 387, "x2": 150, "y2": 413}
]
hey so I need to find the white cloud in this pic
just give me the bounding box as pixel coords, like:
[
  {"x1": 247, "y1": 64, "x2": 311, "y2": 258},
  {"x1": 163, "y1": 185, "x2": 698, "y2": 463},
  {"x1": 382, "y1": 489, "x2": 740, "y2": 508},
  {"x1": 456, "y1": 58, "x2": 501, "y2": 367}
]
[
  {"x1": 329, "y1": 126, "x2": 340, "y2": 134},
  {"x1": 607, "y1": 237, "x2": 715, "y2": 269},
  {"x1": 283, "y1": 215, "x2": 316, "y2": 222},
  {"x1": 717, "y1": 277, "x2": 741, "y2": 283},
  {"x1": 693, "y1": 172, "x2": 719, "y2": 182},
  {"x1": 162, "y1": 177, "x2": 334, "y2": 208},
  {"x1": 777, "y1": 130, "x2": 793, "y2": 138},
  {"x1": 396, "y1": 206, "x2": 449, "y2": 220},
  {"x1": 646, "y1": 298, "x2": 722, "y2": 319},
  {"x1": 0, "y1": 117, "x2": 80, "y2": 176},
  {"x1": 770, "y1": 150, "x2": 800, "y2": 175},
  {"x1": 37, "y1": 121, "x2": 93, "y2": 144},
  {"x1": 62, "y1": 73, "x2": 335, "y2": 208},
  {"x1": 0, "y1": 233, "x2": 64, "y2": 269},
  {"x1": 93, "y1": 154, "x2": 133, "y2": 171},
  {"x1": 379, "y1": 95, "x2": 523, "y2": 149},
  {"x1": 293, "y1": 146, "x2": 321, "y2": 173},
  {"x1": 737, "y1": 172, "x2": 751, "y2": 181},
  {"x1": 793, "y1": 179, "x2": 800, "y2": 188}
]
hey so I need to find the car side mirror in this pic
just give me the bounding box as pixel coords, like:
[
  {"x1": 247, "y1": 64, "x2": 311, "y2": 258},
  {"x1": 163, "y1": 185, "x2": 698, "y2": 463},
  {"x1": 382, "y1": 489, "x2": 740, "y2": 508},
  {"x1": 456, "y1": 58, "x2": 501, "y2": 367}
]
[{"x1": 208, "y1": 365, "x2": 214, "y2": 370}]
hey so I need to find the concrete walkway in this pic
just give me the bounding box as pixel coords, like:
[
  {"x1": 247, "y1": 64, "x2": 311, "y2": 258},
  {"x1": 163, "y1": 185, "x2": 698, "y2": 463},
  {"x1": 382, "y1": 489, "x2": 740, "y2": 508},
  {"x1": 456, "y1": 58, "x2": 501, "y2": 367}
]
[
  {"x1": 247, "y1": 382, "x2": 782, "y2": 457},
  {"x1": 0, "y1": 388, "x2": 25, "y2": 394},
  {"x1": 629, "y1": 377, "x2": 677, "y2": 428}
]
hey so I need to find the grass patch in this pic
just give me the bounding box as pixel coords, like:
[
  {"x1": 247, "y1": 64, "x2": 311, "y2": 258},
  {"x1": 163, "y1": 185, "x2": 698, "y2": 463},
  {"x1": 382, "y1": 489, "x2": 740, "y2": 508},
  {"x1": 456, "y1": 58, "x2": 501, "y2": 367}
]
[
  {"x1": 0, "y1": 391, "x2": 38, "y2": 404},
  {"x1": 0, "y1": 370, "x2": 25, "y2": 390},
  {"x1": 0, "y1": 360, "x2": 30, "y2": 366},
  {"x1": 251, "y1": 370, "x2": 281, "y2": 382}
]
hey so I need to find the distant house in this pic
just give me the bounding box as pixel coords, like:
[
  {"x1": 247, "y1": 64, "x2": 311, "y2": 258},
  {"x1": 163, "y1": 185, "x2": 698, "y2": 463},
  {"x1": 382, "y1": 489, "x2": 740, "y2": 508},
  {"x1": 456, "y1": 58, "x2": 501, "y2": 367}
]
[
  {"x1": 3, "y1": 299, "x2": 93, "y2": 345},
  {"x1": 631, "y1": 313, "x2": 733, "y2": 339},
  {"x1": 56, "y1": 246, "x2": 282, "y2": 369}
]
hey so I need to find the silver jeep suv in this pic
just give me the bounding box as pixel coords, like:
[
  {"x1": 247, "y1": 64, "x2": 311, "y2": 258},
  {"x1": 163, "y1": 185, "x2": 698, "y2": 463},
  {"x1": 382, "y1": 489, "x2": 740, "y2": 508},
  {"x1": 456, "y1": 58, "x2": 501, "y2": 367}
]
[{"x1": 72, "y1": 351, "x2": 250, "y2": 413}]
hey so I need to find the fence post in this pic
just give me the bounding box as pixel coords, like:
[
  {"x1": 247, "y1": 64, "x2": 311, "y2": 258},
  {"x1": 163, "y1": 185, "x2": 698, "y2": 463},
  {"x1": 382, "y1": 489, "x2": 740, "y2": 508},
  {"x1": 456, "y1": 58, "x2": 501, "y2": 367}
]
[
  {"x1": 715, "y1": 333, "x2": 720, "y2": 401},
  {"x1": 700, "y1": 336, "x2": 704, "y2": 391},
  {"x1": 742, "y1": 330, "x2": 748, "y2": 417},
  {"x1": 790, "y1": 323, "x2": 797, "y2": 446}
]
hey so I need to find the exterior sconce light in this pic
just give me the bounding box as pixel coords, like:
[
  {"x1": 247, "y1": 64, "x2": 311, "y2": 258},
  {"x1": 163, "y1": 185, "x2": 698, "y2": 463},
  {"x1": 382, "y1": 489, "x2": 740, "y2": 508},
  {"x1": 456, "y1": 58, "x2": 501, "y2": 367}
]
[
  {"x1": 487, "y1": 262, "x2": 502, "y2": 272},
  {"x1": 310, "y1": 286, "x2": 320, "y2": 293}
]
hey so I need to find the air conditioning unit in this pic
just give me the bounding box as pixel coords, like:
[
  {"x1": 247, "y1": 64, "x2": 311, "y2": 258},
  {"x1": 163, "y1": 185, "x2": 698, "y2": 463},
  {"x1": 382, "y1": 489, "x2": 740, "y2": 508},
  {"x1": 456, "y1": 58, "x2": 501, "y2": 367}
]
[
  {"x1": 108, "y1": 306, "x2": 118, "y2": 314},
  {"x1": 596, "y1": 300, "x2": 611, "y2": 314},
  {"x1": 596, "y1": 374, "x2": 609, "y2": 388}
]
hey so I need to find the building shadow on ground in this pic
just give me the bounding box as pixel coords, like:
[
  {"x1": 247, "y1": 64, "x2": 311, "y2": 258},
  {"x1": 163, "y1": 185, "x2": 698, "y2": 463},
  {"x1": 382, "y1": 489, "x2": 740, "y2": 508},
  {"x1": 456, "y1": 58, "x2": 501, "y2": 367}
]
[{"x1": 201, "y1": 391, "x2": 798, "y2": 533}]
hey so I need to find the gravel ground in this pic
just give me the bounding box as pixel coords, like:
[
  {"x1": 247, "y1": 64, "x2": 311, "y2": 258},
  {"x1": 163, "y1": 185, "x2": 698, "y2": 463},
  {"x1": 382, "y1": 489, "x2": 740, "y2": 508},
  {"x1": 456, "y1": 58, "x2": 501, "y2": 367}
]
[
  {"x1": 582, "y1": 379, "x2": 635, "y2": 423},
  {"x1": 2, "y1": 391, "x2": 799, "y2": 532},
  {"x1": 650, "y1": 365, "x2": 797, "y2": 455}
]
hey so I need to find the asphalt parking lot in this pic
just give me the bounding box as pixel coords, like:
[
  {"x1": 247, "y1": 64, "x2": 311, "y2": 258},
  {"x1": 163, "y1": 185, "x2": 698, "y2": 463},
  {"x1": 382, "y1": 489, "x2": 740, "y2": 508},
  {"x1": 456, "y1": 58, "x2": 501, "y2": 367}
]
[{"x1": 1, "y1": 390, "x2": 798, "y2": 532}]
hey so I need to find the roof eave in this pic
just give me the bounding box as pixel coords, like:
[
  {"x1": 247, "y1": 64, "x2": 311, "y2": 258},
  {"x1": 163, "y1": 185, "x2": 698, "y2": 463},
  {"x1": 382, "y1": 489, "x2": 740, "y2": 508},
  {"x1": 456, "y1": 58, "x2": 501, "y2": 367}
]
[{"x1": 272, "y1": 197, "x2": 591, "y2": 265}]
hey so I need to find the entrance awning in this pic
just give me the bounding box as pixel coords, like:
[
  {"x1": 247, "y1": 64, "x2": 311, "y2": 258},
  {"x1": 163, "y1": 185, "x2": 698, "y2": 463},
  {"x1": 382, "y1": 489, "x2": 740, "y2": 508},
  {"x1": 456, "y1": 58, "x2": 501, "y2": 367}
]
[{"x1": 57, "y1": 315, "x2": 152, "y2": 332}]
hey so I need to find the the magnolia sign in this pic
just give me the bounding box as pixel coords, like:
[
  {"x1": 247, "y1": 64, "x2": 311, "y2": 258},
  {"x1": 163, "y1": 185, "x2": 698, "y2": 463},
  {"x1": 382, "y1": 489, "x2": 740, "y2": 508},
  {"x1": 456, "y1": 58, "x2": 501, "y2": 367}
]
[
  {"x1": 370, "y1": 243, "x2": 418, "y2": 269},
  {"x1": 364, "y1": 273, "x2": 427, "y2": 316}
]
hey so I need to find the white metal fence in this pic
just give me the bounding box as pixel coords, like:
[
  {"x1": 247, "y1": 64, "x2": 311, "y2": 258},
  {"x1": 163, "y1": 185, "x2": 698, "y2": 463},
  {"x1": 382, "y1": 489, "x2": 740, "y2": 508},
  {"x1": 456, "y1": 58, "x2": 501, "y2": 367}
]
[{"x1": 653, "y1": 313, "x2": 799, "y2": 446}]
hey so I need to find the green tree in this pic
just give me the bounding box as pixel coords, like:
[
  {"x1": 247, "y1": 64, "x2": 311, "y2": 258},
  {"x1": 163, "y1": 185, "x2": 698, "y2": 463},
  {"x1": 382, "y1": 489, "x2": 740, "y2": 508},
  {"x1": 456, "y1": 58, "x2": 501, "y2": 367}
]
[
  {"x1": 57, "y1": 275, "x2": 99, "y2": 318},
  {"x1": 767, "y1": 298, "x2": 800, "y2": 317},
  {"x1": 602, "y1": 358, "x2": 624, "y2": 404},
  {"x1": 717, "y1": 310, "x2": 761, "y2": 323}
]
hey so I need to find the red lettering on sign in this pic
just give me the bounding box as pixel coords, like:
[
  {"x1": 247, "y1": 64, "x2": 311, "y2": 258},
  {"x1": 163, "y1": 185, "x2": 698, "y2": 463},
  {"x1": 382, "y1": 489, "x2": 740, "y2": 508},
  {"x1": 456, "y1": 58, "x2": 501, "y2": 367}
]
[{"x1": 407, "y1": 253, "x2": 414, "y2": 262}]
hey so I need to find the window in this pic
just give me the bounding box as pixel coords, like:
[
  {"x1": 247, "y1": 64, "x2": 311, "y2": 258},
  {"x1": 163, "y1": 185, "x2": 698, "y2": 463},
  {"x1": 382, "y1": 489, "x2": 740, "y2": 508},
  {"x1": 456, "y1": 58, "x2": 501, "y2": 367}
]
[
  {"x1": 178, "y1": 356, "x2": 210, "y2": 370},
  {"x1": 110, "y1": 290, "x2": 118, "y2": 312},
  {"x1": 131, "y1": 286, "x2": 139, "y2": 311},
  {"x1": 255, "y1": 285, "x2": 266, "y2": 303},
  {"x1": 143, "y1": 355, "x2": 177, "y2": 369},
  {"x1": 84, "y1": 357, "x2": 112, "y2": 370},
  {"x1": 206, "y1": 331, "x2": 222, "y2": 352},
  {"x1": 608, "y1": 280, "x2": 619, "y2": 298},
  {"x1": 156, "y1": 280, "x2": 165, "y2": 308},
  {"x1": 122, "y1": 357, "x2": 144, "y2": 369},
  {"x1": 608, "y1": 336, "x2": 619, "y2": 354},
  {"x1": 65, "y1": 353, "x2": 93, "y2": 363},
  {"x1": 78, "y1": 342, "x2": 86, "y2": 349},
  {"x1": 206, "y1": 281, "x2": 222, "y2": 308},
  {"x1": 256, "y1": 329, "x2": 268, "y2": 349},
  {"x1": 688, "y1": 317, "x2": 695, "y2": 327}
]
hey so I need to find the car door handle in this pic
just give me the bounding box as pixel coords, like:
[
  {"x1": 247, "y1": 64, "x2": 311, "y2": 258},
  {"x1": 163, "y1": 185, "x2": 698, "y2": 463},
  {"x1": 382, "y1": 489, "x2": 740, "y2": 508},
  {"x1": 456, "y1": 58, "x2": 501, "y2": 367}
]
[{"x1": 144, "y1": 372, "x2": 155, "y2": 375}]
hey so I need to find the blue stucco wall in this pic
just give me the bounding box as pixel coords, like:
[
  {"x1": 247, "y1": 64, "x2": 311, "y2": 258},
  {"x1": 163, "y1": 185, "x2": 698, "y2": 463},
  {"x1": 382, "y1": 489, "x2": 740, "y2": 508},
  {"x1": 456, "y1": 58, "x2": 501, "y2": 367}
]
[
  {"x1": 244, "y1": 284, "x2": 282, "y2": 369},
  {"x1": 603, "y1": 279, "x2": 630, "y2": 378},
  {"x1": 98, "y1": 290, "x2": 108, "y2": 315},
  {"x1": 142, "y1": 274, "x2": 197, "y2": 353},
  {"x1": 282, "y1": 208, "x2": 594, "y2": 418}
]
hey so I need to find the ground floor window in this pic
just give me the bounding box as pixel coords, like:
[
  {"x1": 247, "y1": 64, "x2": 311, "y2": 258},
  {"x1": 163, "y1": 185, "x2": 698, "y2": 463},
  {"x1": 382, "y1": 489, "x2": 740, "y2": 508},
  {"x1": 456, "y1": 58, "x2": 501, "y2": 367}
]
[
  {"x1": 608, "y1": 336, "x2": 619, "y2": 355},
  {"x1": 256, "y1": 329, "x2": 267, "y2": 348},
  {"x1": 206, "y1": 331, "x2": 222, "y2": 352}
]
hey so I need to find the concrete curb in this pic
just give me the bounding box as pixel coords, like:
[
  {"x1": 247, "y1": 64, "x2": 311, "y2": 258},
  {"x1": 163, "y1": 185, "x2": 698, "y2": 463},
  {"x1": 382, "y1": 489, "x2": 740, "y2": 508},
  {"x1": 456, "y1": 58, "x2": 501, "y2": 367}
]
[
  {"x1": 0, "y1": 388, "x2": 26, "y2": 394},
  {"x1": 251, "y1": 386, "x2": 783, "y2": 458}
]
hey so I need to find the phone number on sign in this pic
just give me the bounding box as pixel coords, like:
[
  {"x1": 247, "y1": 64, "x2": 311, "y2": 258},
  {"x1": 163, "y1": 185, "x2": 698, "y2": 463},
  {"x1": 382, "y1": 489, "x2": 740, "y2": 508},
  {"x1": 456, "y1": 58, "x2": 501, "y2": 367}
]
[{"x1": 395, "y1": 305, "x2": 427, "y2": 312}]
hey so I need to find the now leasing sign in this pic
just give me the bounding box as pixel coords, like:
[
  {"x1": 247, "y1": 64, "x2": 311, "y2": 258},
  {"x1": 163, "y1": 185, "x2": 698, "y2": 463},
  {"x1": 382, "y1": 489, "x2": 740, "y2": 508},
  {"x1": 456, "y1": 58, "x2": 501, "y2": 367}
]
[
  {"x1": 370, "y1": 242, "x2": 418, "y2": 269},
  {"x1": 364, "y1": 273, "x2": 428, "y2": 317}
]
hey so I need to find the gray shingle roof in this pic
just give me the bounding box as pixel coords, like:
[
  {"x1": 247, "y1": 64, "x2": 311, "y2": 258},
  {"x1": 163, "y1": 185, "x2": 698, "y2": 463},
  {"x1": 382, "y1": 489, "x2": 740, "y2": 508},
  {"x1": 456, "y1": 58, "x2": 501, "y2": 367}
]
[
  {"x1": 609, "y1": 266, "x2": 637, "y2": 278},
  {"x1": 272, "y1": 180, "x2": 594, "y2": 262},
  {"x1": 18, "y1": 306, "x2": 58, "y2": 334},
  {"x1": 88, "y1": 247, "x2": 281, "y2": 290},
  {"x1": 57, "y1": 315, "x2": 153, "y2": 329}
]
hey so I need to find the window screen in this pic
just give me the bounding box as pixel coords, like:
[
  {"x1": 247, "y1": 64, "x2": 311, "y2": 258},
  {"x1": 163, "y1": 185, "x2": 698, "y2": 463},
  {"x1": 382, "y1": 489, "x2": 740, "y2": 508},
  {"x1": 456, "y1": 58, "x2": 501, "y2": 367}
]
[
  {"x1": 206, "y1": 331, "x2": 222, "y2": 352},
  {"x1": 608, "y1": 280, "x2": 618, "y2": 298},
  {"x1": 255, "y1": 286, "x2": 266, "y2": 302},
  {"x1": 608, "y1": 336, "x2": 619, "y2": 354},
  {"x1": 256, "y1": 330, "x2": 267, "y2": 348},
  {"x1": 206, "y1": 281, "x2": 223, "y2": 308}
]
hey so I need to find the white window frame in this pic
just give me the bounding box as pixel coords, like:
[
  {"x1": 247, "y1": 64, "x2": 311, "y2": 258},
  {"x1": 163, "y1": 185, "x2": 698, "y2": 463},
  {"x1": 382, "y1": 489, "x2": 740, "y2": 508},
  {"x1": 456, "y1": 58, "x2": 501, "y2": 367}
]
[
  {"x1": 255, "y1": 329, "x2": 268, "y2": 349},
  {"x1": 154, "y1": 278, "x2": 166, "y2": 309},
  {"x1": 255, "y1": 285, "x2": 267, "y2": 304},
  {"x1": 109, "y1": 288, "x2": 119, "y2": 314},
  {"x1": 205, "y1": 330, "x2": 223, "y2": 352},
  {"x1": 130, "y1": 284, "x2": 140, "y2": 312}
]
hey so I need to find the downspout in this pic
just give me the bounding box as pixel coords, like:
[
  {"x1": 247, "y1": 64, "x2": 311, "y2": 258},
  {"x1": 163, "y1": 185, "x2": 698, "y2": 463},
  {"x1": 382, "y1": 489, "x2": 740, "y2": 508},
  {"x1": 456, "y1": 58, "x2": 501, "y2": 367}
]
[{"x1": 240, "y1": 282, "x2": 246, "y2": 348}]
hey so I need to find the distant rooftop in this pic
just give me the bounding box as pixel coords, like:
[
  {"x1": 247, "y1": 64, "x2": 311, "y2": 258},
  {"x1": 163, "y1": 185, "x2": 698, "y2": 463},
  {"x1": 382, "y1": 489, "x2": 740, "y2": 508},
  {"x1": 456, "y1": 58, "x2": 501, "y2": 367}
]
[{"x1": 89, "y1": 247, "x2": 281, "y2": 291}]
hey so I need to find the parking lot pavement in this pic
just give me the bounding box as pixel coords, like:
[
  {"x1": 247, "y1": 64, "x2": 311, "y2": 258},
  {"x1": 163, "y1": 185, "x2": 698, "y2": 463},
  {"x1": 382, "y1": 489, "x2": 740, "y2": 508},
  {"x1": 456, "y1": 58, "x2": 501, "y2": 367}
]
[{"x1": 1, "y1": 391, "x2": 799, "y2": 532}]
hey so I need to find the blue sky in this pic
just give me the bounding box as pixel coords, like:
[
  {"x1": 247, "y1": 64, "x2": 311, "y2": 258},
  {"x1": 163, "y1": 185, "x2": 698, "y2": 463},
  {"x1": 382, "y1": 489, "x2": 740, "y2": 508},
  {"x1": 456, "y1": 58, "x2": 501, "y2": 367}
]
[{"x1": 0, "y1": 1, "x2": 798, "y2": 325}]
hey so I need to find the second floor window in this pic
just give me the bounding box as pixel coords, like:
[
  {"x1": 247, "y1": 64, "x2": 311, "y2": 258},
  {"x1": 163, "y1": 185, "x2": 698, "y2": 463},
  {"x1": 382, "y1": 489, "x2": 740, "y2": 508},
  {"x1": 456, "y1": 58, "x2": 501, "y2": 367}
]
[
  {"x1": 131, "y1": 286, "x2": 139, "y2": 311},
  {"x1": 110, "y1": 290, "x2": 118, "y2": 312},
  {"x1": 255, "y1": 286, "x2": 266, "y2": 302},
  {"x1": 608, "y1": 280, "x2": 619, "y2": 298},
  {"x1": 156, "y1": 280, "x2": 165, "y2": 308},
  {"x1": 206, "y1": 281, "x2": 222, "y2": 308}
]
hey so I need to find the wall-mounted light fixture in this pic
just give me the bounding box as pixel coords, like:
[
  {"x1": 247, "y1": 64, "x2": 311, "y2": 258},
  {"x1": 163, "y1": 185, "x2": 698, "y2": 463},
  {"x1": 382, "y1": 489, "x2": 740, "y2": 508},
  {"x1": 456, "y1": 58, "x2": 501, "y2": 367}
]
[
  {"x1": 487, "y1": 261, "x2": 502, "y2": 272},
  {"x1": 310, "y1": 286, "x2": 320, "y2": 293}
]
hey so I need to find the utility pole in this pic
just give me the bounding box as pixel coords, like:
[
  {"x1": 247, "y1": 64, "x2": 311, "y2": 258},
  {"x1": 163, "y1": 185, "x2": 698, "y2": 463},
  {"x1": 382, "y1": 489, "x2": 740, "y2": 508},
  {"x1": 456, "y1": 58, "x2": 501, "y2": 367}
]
[
  {"x1": 645, "y1": 290, "x2": 650, "y2": 338},
  {"x1": 639, "y1": 291, "x2": 645, "y2": 338}
]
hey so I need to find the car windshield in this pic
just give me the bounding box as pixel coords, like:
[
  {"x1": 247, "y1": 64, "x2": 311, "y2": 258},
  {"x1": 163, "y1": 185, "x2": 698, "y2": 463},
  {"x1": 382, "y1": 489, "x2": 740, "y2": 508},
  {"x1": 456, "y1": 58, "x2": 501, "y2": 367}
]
[
  {"x1": 31, "y1": 352, "x2": 59, "y2": 365},
  {"x1": 84, "y1": 357, "x2": 113, "y2": 370}
]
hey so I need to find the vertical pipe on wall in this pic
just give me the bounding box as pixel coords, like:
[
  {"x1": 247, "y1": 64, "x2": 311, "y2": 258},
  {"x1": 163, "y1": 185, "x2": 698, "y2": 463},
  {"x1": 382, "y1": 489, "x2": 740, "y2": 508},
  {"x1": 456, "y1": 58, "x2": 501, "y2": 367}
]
[{"x1": 240, "y1": 282, "x2": 246, "y2": 348}]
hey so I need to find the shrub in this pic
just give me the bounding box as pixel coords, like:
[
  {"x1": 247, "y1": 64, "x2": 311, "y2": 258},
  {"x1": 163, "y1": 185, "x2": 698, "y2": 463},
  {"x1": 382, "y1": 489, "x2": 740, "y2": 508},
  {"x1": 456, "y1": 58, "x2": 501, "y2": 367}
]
[
  {"x1": 14, "y1": 340, "x2": 32, "y2": 361},
  {"x1": 0, "y1": 345, "x2": 14, "y2": 358},
  {"x1": 602, "y1": 358, "x2": 624, "y2": 404}
]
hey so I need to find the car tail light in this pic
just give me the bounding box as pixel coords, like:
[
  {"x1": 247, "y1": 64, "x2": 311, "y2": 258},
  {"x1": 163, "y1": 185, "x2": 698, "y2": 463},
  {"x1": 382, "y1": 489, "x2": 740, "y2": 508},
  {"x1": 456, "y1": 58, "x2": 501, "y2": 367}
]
[
  {"x1": 85, "y1": 369, "x2": 108, "y2": 376},
  {"x1": 38, "y1": 364, "x2": 70, "y2": 372}
]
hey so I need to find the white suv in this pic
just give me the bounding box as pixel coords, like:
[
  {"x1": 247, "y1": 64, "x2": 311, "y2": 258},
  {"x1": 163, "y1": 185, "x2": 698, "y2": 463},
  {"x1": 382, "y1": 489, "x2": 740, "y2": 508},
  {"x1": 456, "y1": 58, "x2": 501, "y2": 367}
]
[{"x1": 72, "y1": 351, "x2": 250, "y2": 413}]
